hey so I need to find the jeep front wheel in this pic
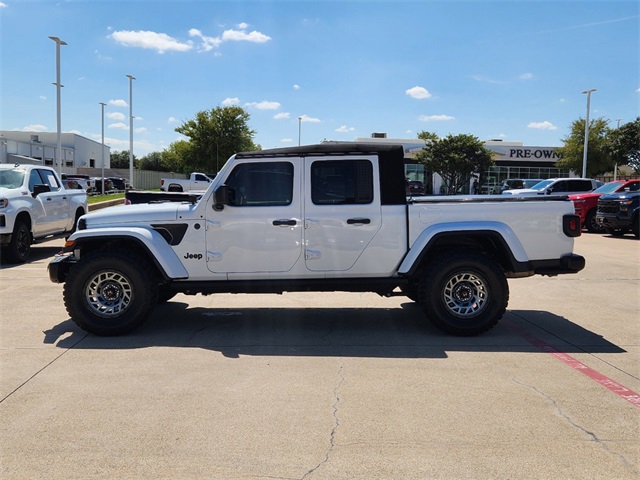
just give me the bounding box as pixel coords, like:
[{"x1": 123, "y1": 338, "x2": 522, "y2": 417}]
[
  {"x1": 64, "y1": 250, "x2": 158, "y2": 335},
  {"x1": 418, "y1": 253, "x2": 508, "y2": 336}
]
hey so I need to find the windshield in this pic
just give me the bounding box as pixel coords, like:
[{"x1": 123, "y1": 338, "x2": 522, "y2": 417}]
[
  {"x1": 0, "y1": 169, "x2": 25, "y2": 189},
  {"x1": 530, "y1": 179, "x2": 553, "y2": 191},
  {"x1": 593, "y1": 181, "x2": 628, "y2": 194}
]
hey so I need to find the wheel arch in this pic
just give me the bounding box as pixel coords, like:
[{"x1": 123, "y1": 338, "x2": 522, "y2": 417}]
[
  {"x1": 400, "y1": 228, "x2": 530, "y2": 278},
  {"x1": 67, "y1": 228, "x2": 189, "y2": 281}
]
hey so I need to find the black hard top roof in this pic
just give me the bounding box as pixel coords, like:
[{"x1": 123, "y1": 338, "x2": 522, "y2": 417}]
[{"x1": 235, "y1": 142, "x2": 405, "y2": 159}]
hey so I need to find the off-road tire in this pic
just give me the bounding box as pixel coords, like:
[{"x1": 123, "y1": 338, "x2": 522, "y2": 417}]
[
  {"x1": 64, "y1": 249, "x2": 159, "y2": 336},
  {"x1": 418, "y1": 252, "x2": 508, "y2": 336}
]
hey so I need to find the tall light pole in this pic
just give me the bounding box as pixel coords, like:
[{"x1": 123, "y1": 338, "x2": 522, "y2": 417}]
[
  {"x1": 298, "y1": 116, "x2": 302, "y2": 146},
  {"x1": 99, "y1": 102, "x2": 107, "y2": 195},
  {"x1": 49, "y1": 36, "x2": 67, "y2": 176},
  {"x1": 126, "y1": 74, "x2": 136, "y2": 189},
  {"x1": 581, "y1": 89, "x2": 596, "y2": 178}
]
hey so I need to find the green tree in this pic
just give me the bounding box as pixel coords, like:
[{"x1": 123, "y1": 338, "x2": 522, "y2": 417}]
[
  {"x1": 610, "y1": 117, "x2": 640, "y2": 174},
  {"x1": 139, "y1": 151, "x2": 167, "y2": 172},
  {"x1": 174, "y1": 106, "x2": 259, "y2": 173},
  {"x1": 556, "y1": 117, "x2": 614, "y2": 176},
  {"x1": 161, "y1": 140, "x2": 191, "y2": 174},
  {"x1": 415, "y1": 132, "x2": 494, "y2": 194},
  {"x1": 110, "y1": 150, "x2": 138, "y2": 169}
]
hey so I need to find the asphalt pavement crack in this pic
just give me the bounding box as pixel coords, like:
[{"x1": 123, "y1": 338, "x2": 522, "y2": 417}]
[
  {"x1": 514, "y1": 380, "x2": 639, "y2": 476},
  {"x1": 0, "y1": 332, "x2": 88, "y2": 404},
  {"x1": 300, "y1": 364, "x2": 345, "y2": 480}
]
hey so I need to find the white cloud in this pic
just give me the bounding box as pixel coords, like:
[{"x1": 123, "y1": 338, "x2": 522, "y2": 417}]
[
  {"x1": 222, "y1": 28, "x2": 271, "y2": 43},
  {"x1": 405, "y1": 86, "x2": 432, "y2": 99},
  {"x1": 39, "y1": 96, "x2": 46, "y2": 100},
  {"x1": 471, "y1": 74, "x2": 506, "y2": 85},
  {"x1": 168, "y1": 117, "x2": 178, "y2": 123},
  {"x1": 22, "y1": 124, "x2": 48, "y2": 132},
  {"x1": 636, "y1": 87, "x2": 640, "y2": 93},
  {"x1": 110, "y1": 30, "x2": 193, "y2": 54},
  {"x1": 221, "y1": 97, "x2": 240, "y2": 106},
  {"x1": 299, "y1": 114, "x2": 321, "y2": 123},
  {"x1": 519, "y1": 72, "x2": 534, "y2": 80},
  {"x1": 246, "y1": 100, "x2": 281, "y2": 110},
  {"x1": 0, "y1": 3, "x2": 7, "y2": 7},
  {"x1": 293, "y1": 84, "x2": 301, "y2": 90},
  {"x1": 189, "y1": 28, "x2": 222, "y2": 52},
  {"x1": 109, "y1": 99, "x2": 127, "y2": 107},
  {"x1": 528, "y1": 121, "x2": 557, "y2": 130},
  {"x1": 418, "y1": 114, "x2": 454, "y2": 122},
  {"x1": 281, "y1": 138, "x2": 294, "y2": 143},
  {"x1": 335, "y1": 125, "x2": 355, "y2": 133},
  {"x1": 274, "y1": 112, "x2": 290, "y2": 120},
  {"x1": 66, "y1": 129, "x2": 82, "y2": 135},
  {"x1": 237, "y1": 22, "x2": 249, "y2": 30},
  {"x1": 135, "y1": 127, "x2": 147, "y2": 133},
  {"x1": 107, "y1": 112, "x2": 126, "y2": 121},
  {"x1": 108, "y1": 122, "x2": 128, "y2": 130}
]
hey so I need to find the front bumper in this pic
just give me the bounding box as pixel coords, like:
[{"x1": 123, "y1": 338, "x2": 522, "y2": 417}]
[
  {"x1": 48, "y1": 253, "x2": 76, "y2": 283},
  {"x1": 596, "y1": 214, "x2": 632, "y2": 230}
]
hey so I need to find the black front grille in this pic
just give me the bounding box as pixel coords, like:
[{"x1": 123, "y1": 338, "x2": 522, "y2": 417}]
[
  {"x1": 0, "y1": 215, "x2": 5, "y2": 227},
  {"x1": 597, "y1": 201, "x2": 620, "y2": 214}
]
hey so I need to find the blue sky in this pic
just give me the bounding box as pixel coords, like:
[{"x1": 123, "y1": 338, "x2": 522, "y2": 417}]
[{"x1": 1, "y1": 0, "x2": 638, "y2": 156}]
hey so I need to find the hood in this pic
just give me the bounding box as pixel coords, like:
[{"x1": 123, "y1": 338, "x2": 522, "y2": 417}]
[
  {"x1": 568, "y1": 192, "x2": 599, "y2": 201},
  {"x1": 502, "y1": 188, "x2": 541, "y2": 195},
  {"x1": 82, "y1": 202, "x2": 182, "y2": 227},
  {"x1": 600, "y1": 192, "x2": 640, "y2": 201}
]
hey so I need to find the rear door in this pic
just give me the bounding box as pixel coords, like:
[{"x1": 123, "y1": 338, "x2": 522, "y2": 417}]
[{"x1": 303, "y1": 156, "x2": 382, "y2": 272}]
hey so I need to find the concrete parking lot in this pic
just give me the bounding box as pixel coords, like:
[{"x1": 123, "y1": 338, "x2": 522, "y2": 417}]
[{"x1": 1, "y1": 233, "x2": 638, "y2": 479}]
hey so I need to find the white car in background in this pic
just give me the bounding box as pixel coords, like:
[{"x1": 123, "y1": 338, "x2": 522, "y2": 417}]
[{"x1": 502, "y1": 178, "x2": 602, "y2": 196}]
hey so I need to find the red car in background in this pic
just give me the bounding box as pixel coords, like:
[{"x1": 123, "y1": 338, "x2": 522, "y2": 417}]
[{"x1": 569, "y1": 179, "x2": 640, "y2": 232}]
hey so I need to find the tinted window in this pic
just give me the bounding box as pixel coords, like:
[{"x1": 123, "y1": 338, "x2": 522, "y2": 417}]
[
  {"x1": 311, "y1": 160, "x2": 373, "y2": 205},
  {"x1": 38, "y1": 169, "x2": 61, "y2": 190},
  {"x1": 28, "y1": 170, "x2": 44, "y2": 191},
  {"x1": 568, "y1": 180, "x2": 592, "y2": 192},
  {"x1": 224, "y1": 162, "x2": 293, "y2": 206}
]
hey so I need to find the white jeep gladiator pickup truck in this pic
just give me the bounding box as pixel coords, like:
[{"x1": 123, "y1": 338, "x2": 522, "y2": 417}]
[
  {"x1": 160, "y1": 172, "x2": 215, "y2": 192},
  {"x1": 1, "y1": 164, "x2": 87, "y2": 263},
  {"x1": 49, "y1": 143, "x2": 584, "y2": 336}
]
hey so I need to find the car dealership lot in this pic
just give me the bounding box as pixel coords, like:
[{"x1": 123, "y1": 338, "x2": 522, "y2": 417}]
[{"x1": 1, "y1": 235, "x2": 638, "y2": 479}]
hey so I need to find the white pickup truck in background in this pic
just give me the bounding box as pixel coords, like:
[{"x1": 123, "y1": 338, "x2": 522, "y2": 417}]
[
  {"x1": 160, "y1": 172, "x2": 215, "y2": 192},
  {"x1": 50, "y1": 143, "x2": 585, "y2": 337},
  {"x1": 1, "y1": 164, "x2": 87, "y2": 263}
]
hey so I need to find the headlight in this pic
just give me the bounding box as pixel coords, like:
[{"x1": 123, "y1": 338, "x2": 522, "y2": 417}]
[{"x1": 0, "y1": 198, "x2": 8, "y2": 208}]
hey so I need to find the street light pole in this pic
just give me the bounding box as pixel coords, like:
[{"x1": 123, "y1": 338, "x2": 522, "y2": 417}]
[
  {"x1": 298, "y1": 116, "x2": 302, "y2": 146},
  {"x1": 49, "y1": 36, "x2": 67, "y2": 176},
  {"x1": 581, "y1": 89, "x2": 596, "y2": 178},
  {"x1": 99, "y1": 102, "x2": 107, "y2": 195},
  {"x1": 126, "y1": 74, "x2": 136, "y2": 189}
]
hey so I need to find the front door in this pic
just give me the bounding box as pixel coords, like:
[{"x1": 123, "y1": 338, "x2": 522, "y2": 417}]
[{"x1": 205, "y1": 159, "x2": 302, "y2": 274}]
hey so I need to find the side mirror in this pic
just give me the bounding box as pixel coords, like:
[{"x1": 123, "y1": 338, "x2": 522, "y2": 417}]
[
  {"x1": 213, "y1": 185, "x2": 229, "y2": 211},
  {"x1": 32, "y1": 184, "x2": 51, "y2": 197}
]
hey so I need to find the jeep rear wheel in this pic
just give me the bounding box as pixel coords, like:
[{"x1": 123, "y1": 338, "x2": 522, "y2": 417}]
[
  {"x1": 64, "y1": 250, "x2": 158, "y2": 335},
  {"x1": 418, "y1": 253, "x2": 508, "y2": 336}
]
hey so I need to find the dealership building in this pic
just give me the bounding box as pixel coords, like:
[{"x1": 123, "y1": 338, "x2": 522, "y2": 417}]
[
  {"x1": 0, "y1": 131, "x2": 110, "y2": 170},
  {"x1": 355, "y1": 134, "x2": 568, "y2": 194}
]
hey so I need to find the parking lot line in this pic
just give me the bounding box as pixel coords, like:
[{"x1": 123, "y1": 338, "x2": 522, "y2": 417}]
[{"x1": 504, "y1": 318, "x2": 640, "y2": 408}]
